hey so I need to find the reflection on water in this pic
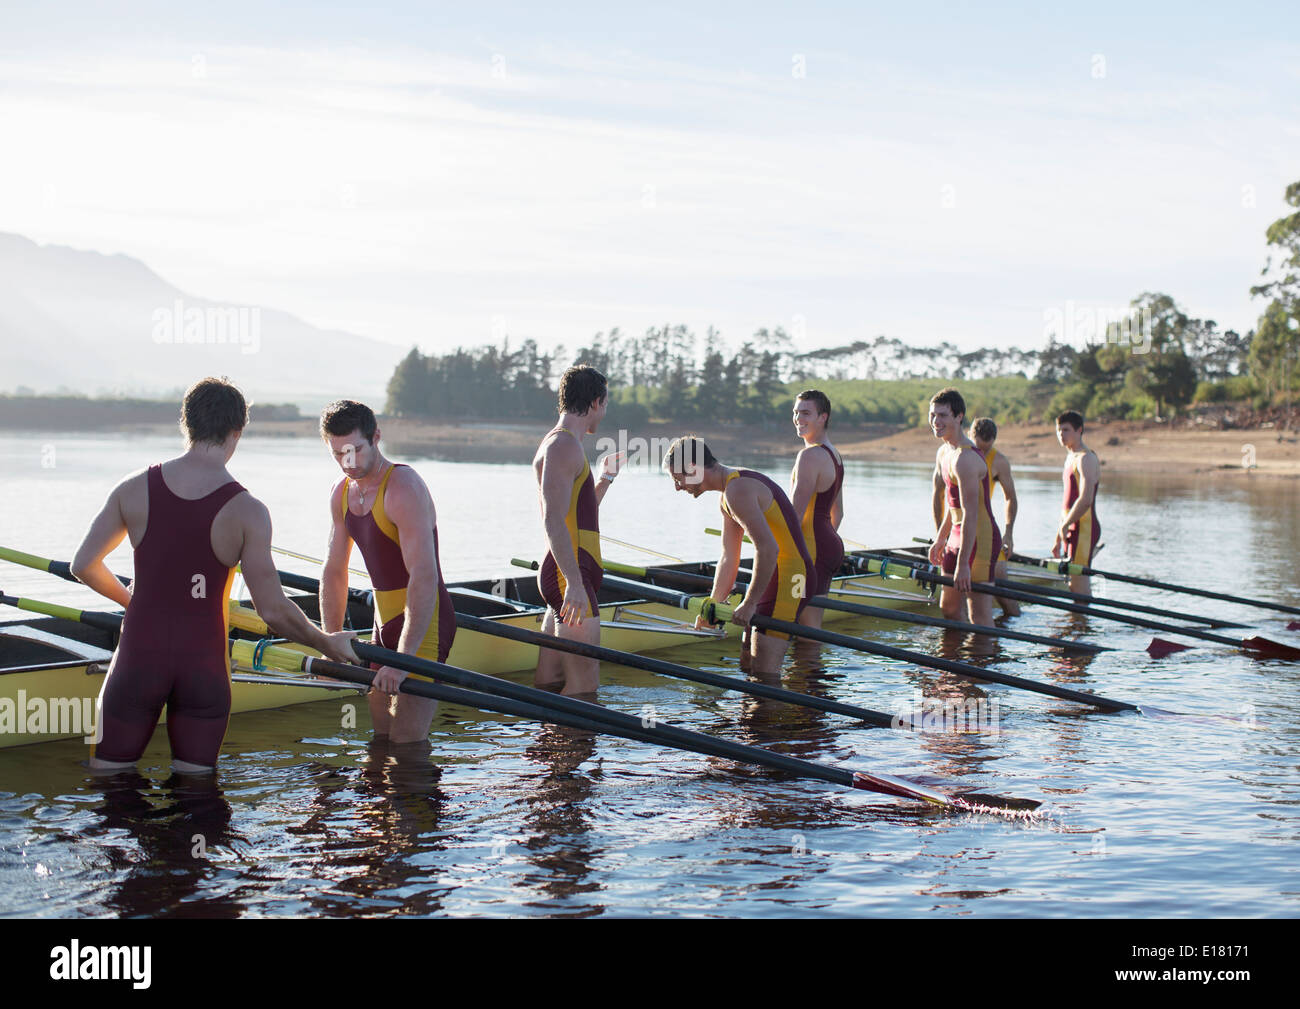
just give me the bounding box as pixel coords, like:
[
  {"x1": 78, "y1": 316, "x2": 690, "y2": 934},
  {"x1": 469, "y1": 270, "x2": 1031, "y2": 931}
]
[{"x1": 1, "y1": 437, "x2": 1299, "y2": 916}]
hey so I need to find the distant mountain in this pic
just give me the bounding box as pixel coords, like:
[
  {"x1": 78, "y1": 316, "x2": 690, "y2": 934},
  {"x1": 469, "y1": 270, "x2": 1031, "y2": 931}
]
[{"x1": 0, "y1": 232, "x2": 403, "y2": 409}]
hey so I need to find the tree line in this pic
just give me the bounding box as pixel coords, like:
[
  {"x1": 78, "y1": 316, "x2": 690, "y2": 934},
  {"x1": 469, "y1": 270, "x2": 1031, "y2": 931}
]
[{"x1": 386, "y1": 180, "x2": 1300, "y2": 427}]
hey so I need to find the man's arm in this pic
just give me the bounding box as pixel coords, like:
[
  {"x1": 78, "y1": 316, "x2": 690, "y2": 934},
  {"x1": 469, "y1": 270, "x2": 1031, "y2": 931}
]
[
  {"x1": 931, "y1": 460, "x2": 946, "y2": 532},
  {"x1": 710, "y1": 507, "x2": 743, "y2": 603},
  {"x1": 996, "y1": 455, "x2": 1017, "y2": 553},
  {"x1": 594, "y1": 450, "x2": 625, "y2": 505},
  {"x1": 239, "y1": 498, "x2": 357, "y2": 663},
  {"x1": 788, "y1": 448, "x2": 822, "y2": 526},
  {"x1": 539, "y1": 437, "x2": 589, "y2": 626},
  {"x1": 953, "y1": 452, "x2": 984, "y2": 589},
  {"x1": 70, "y1": 476, "x2": 135, "y2": 609},
  {"x1": 319, "y1": 481, "x2": 354, "y2": 633},
  {"x1": 371, "y1": 468, "x2": 440, "y2": 691},
  {"x1": 928, "y1": 452, "x2": 949, "y2": 566},
  {"x1": 1059, "y1": 454, "x2": 1100, "y2": 530},
  {"x1": 725, "y1": 483, "x2": 780, "y2": 626}
]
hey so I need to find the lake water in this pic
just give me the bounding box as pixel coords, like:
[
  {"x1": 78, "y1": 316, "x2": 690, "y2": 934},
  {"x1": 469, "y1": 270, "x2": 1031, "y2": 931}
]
[{"x1": 1, "y1": 431, "x2": 1298, "y2": 917}]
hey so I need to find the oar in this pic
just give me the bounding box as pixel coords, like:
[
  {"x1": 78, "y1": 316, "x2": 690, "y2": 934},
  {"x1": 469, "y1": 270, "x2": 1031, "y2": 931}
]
[
  {"x1": 0, "y1": 592, "x2": 1038, "y2": 814},
  {"x1": 606, "y1": 555, "x2": 1111, "y2": 656},
  {"x1": 273, "y1": 545, "x2": 370, "y2": 581},
  {"x1": 600, "y1": 534, "x2": 683, "y2": 563},
  {"x1": 855, "y1": 553, "x2": 1300, "y2": 661},
  {"x1": 588, "y1": 571, "x2": 1142, "y2": 713},
  {"x1": 874, "y1": 544, "x2": 1240, "y2": 628},
  {"x1": 0, "y1": 545, "x2": 130, "y2": 587},
  {"x1": 1009, "y1": 551, "x2": 1300, "y2": 618}
]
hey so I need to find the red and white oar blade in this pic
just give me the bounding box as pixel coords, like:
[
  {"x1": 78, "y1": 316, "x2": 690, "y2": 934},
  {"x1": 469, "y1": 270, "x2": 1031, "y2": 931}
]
[
  {"x1": 1147, "y1": 637, "x2": 1193, "y2": 658},
  {"x1": 1287, "y1": 621, "x2": 1300, "y2": 632},
  {"x1": 1241, "y1": 636, "x2": 1300, "y2": 661},
  {"x1": 851, "y1": 771, "x2": 1041, "y2": 814},
  {"x1": 853, "y1": 770, "x2": 960, "y2": 807}
]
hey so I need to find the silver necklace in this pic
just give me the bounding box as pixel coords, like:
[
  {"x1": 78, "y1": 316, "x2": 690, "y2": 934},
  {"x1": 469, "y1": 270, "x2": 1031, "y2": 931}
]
[{"x1": 354, "y1": 466, "x2": 388, "y2": 508}]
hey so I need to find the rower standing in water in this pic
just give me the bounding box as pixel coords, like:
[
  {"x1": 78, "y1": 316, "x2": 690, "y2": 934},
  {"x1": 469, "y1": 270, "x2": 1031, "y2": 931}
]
[
  {"x1": 71, "y1": 377, "x2": 357, "y2": 773},
  {"x1": 532, "y1": 365, "x2": 621, "y2": 696},
  {"x1": 664, "y1": 436, "x2": 812, "y2": 676},
  {"x1": 789, "y1": 390, "x2": 844, "y2": 629},
  {"x1": 969, "y1": 417, "x2": 1020, "y2": 616},
  {"x1": 927, "y1": 388, "x2": 1001, "y2": 627},
  {"x1": 1052, "y1": 410, "x2": 1101, "y2": 594},
  {"x1": 319, "y1": 400, "x2": 457, "y2": 745}
]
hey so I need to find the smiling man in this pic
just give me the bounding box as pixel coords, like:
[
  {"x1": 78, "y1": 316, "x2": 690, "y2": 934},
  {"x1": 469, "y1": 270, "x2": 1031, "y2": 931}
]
[
  {"x1": 664, "y1": 435, "x2": 812, "y2": 675},
  {"x1": 927, "y1": 388, "x2": 1001, "y2": 627},
  {"x1": 789, "y1": 390, "x2": 844, "y2": 629},
  {"x1": 319, "y1": 400, "x2": 456, "y2": 745}
]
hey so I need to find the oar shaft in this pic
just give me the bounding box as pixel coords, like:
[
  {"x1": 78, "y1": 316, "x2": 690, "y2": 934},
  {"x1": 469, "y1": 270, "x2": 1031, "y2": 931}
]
[
  {"x1": 872, "y1": 546, "x2": 1236, "y2": 627},
  {"x1": 454, "y1": 613, "x2": 899, "y2": 728},
  {"x1": 597, "y1": 573, "x2": 1138, "y2": 712},
  {"x1": 854, "y1": 554, "x2": 1243, "y2": 647},
  {"x1": 344, "y1": 641, "x2": 866, "y2": 790},
  {"x1": 988, "y1": 577, "x2": 1240, "y2": 627},
  {"x1": 613, "y1": 560, "x2": 1105, "y2": 653},
  {"x1": 746, "y1": 613, "x2": 1136, "y2": 712},
  {"x1": 1011, "y1": 553, "x2": 1300, "y2": 617}
]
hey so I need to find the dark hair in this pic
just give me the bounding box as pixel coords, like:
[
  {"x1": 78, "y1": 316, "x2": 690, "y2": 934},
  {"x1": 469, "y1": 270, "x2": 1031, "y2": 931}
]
[
  {"x1": 1056, "y1": 410, "x2": 1084, "y2": 430},
  {"x1": 180, "y1": 376, "x2": 248, "y2": 447},
  {"x1": 797, "y1": 389, "x2": 832, "y2": 427},
  {"x1": 930, "y1": 387, "x2": 966, "y2": 421},
  {"x1": 663, "y1": 435, "x2": 717, "y2": 474},
  {"x1": 320, "y1": 400, "x2": 378, "y2": 442},
  {"x1": 971, "y1": 417, "x2": 997, "y2": 442},
  {"x1": 558, "y1": 364, "x2": 607, "y2": 415}
]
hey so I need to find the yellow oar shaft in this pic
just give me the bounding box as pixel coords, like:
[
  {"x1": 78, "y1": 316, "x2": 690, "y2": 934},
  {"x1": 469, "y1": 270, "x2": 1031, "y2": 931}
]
[{"x1": 271, "y1": 545, "x2": 370, "y2": 581}]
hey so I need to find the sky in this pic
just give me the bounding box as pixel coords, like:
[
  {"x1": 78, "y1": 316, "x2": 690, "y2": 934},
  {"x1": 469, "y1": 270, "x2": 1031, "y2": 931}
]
[{"x1": 3, "y1": 1, "x2": 1298, "y2": 361}]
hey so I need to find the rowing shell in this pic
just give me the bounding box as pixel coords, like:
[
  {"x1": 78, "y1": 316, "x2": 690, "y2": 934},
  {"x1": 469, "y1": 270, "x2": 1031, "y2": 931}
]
[{"x1": 0, "y1": 552, "x2": 1058, "y2": 749}]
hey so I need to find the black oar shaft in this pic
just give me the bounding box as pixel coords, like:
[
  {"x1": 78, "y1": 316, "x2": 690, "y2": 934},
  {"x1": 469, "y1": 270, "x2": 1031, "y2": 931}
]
[
  {"x1": 454, "y1": 613, "x2": 897, "y2": 728},
  {"x1": 347, "y1": 642, "x2": 864, "y2": 789},
  {"x1": 989, "y1": 578, "x2": 1239, "y2": 627},
  {"x1": 305, "y1": 656, "x2": 854, "y2": 785},
  {"x1": 626, "y1": 563, "x2": 1106, "y2": 653},
  {"x1": 872, "y1": 547, "x2": 1236, "y2": 627},
  {"x1": 855, "y1": 554, "x2": 1243, "y2": 647},
  {"x1": 597, "y1": 573, "x2": 1137, "y2": 712},
  {"x1": 1012, "y1": 554, "x2": 1300, "y2": 617},
  {"x1": 747, "y1": 614, "x2": 1136, "y2": 712}
]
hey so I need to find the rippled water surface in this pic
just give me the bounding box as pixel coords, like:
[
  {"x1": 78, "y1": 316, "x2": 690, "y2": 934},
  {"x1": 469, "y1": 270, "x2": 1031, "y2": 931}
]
[{"x1": 2, "y1": 433, "x2": 1298, "y2": 917}]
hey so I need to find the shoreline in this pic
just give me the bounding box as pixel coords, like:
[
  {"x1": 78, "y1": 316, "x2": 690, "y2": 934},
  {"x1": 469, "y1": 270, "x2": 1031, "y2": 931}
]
[{"x1": 48, "y1": 416, "x2": 1300, "y2": 478}]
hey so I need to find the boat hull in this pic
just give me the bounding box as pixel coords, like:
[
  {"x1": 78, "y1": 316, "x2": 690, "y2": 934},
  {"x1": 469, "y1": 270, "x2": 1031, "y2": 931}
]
[{"x1": 0, "y1": 551, "x2": 1050, "y2": 749}]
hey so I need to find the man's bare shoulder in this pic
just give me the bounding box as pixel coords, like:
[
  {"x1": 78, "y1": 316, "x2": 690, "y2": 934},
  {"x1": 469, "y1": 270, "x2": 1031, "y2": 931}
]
[
  {"x1": 538, "y1": 430, "x2": 583, "y2": 470},
  {"x1": 385, "y1": 465, "x2": 435, "y2": 520},
  {"x1": 795, "y1": 445, "x2": 831, "y2": 476},
  {"x1": 223, "y1": 489, "x2": 268, "y2": 527},
  {"x1": 955, "y1": 446, "x2": 984, "y2": 477}
]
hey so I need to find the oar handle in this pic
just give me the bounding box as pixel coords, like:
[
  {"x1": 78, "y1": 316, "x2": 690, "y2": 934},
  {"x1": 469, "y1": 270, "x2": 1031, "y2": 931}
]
[{"x1": 511, "y1": 558, "x2": 539, "y2": 571}]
